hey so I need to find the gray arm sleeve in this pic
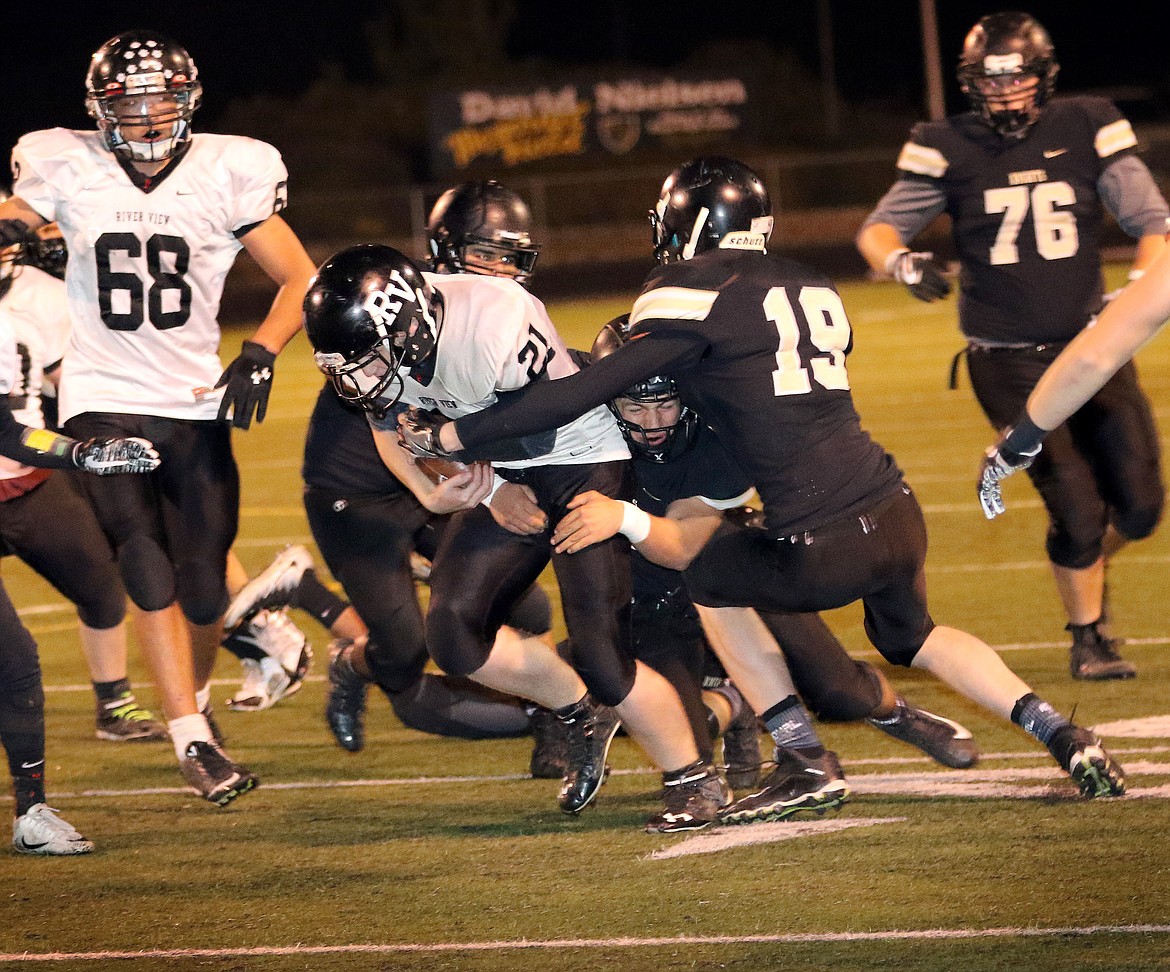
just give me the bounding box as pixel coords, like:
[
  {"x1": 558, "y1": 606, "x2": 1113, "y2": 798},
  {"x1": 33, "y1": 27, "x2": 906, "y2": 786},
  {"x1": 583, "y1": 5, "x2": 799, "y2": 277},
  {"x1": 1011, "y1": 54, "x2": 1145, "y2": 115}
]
[
  {"x1": 860, "y1": 178, "x2": 949, "y2": 243},
  {"x1": 1098, "y1": 156, "x2": 1170, "y2": 238}
]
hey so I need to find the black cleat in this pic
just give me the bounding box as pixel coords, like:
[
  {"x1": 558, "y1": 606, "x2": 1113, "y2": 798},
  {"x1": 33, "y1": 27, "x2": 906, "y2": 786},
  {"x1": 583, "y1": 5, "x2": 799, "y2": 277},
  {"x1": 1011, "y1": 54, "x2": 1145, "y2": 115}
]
[
  {"x1": 719, "y1": 689, "x2": 763, "y2": 791},
  {"x1": 867, "y1": 696, "x2": 979, "y2": 769},
  {"x1": 645, "y1": 763, "x2": 732, "y2": 833},
  {"x1": 326, "y1": 639, "x2": 368, "y2": 753},
  {"x1": 202, "y1": 701, "x2": 226, "y2": 747},
  {"x1": 1068, "y1": 621, "x2": 1136, "y2": 681},
  {"x1": 179, "y1": 740, "x2": 258, "y2": 806},
  {"x1": 717, "y1": 747, "x2": 849, "y2": 825},
  {"x1": 95, "y1": 691, "x2": 168, "y2": 743},
  {"x1": 529, "y1": 706, "x2": 570, "y2": 779},
  {"x1": 1046, "y1": 725, "x2": 1126, "y2": 798},
  {"x1": 557, "y1": 698, "x2": 621, "y2": 814}
]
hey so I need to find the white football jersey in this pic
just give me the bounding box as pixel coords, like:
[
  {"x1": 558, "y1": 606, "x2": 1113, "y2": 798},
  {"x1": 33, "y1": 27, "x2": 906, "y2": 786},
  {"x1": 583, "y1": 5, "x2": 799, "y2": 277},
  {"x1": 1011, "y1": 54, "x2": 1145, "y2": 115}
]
[
  {"x1": 0, "y1": 266, "x2": 73, "y2": 480},
  {"x1": 372, "y1": 272, "x2": 628, "y2": 468},
  {"x1": 12, "y1": 128, "x2": 288, "y2": 422}
]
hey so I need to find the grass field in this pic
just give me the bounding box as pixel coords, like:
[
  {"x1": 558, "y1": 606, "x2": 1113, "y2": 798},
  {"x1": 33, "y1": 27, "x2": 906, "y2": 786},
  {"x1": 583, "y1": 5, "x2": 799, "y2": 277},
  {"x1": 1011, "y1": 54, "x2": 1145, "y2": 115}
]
[{"x1": 3, "y1": 267, "x2": 1170, "y2": 970}]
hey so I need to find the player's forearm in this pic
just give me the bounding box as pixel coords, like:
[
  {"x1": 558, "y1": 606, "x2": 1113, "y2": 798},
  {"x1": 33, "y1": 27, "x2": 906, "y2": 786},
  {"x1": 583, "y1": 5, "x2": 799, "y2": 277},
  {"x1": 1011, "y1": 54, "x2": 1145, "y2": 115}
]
[
  {"x1": 0, "y1": 408, "x2": 80, "y2": 470},
  {"x1": 370, "y1": 425, "x2": 440, "y2": 504},
  {"x1": 856, "y1": 222, "x2": 906, "y2": 275},
  {"x1": 635, "y1": 514, "x2": 719, "y2": 572},
  {"x1": 250, "y1": 279, "x2": 313, "y2": 354}
]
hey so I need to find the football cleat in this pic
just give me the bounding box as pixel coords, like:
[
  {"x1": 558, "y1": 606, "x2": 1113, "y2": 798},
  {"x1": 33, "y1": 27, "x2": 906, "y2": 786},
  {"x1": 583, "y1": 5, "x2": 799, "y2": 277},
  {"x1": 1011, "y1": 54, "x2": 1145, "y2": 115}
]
[
  {"x1": 1047, "y1": 725, "x2": 1126, "y2": 798},
  {"x1": 325, "y1": 639, "x2": 369, "y2": 752},
  {"x1": 1068, "y1": 622, "x2": 1136, "y2": 681},
  {"x1": 223, "y1": 610, "x2": 312, "y2": 711},
  {"x1": 867, "y1": 696, "x2": 979, "y2": 769},
  {"x1": 179, "y1": 740, "x2": 258, "y2": 806},
  {"x1": 95, "y1": 691, "x2": 168, "y2": 742},
  {"x1": 13, "y1": 804, "x2": 94, "y2": 856},
  {"x1": 224, "y1": 545, "x2": 314, "y2": 628},
  {"x1": 645, "y1": 763, "x2": 732, "y2": 833},
  {"x1": 558, "y1": 698, "x2": 621, "y2": 814},
  {"x1": 717, "y1": 747, "x2": 850, "y2": 825},
  {"x1": 528, "y1": 706, "x2": 571, "y2": 779},
  {"x1": 718, "y1": 686, "x2": 763, "y2": 791}
]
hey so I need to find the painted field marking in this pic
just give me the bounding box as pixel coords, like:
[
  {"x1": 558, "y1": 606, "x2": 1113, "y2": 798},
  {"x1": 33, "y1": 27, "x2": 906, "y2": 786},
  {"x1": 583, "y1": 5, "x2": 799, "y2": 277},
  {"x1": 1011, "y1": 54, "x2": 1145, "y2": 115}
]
[
  {"x1": 3, "y1": 924, "x2": 1170, "y2": 963},
  {"x1": 649, "y1": 816, "x2": 908, "y2": 859}
]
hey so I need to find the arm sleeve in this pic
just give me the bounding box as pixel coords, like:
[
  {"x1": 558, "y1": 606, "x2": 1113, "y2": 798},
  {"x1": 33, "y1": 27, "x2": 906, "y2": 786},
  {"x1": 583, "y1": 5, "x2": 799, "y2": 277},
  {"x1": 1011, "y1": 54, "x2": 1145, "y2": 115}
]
[
  {"x1": 1098, "y1": 155, "x2": 1170, "y2": 238},
  {"x1": 0, "y1": 401, "x2": 77, "y2": 469},
  {"x1": 860, "y1": 177, "x2": 949, "y2": 242},
  {"x1": 455, "y1": 329, "x2": 700, "y2": 449}
]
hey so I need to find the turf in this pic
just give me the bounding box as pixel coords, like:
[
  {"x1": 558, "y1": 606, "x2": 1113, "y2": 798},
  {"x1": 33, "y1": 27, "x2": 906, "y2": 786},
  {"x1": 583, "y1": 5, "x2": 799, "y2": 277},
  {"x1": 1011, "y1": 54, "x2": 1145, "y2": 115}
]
[{"x1": 3, "y1": 267, "x2": 1170, "y2": 970}]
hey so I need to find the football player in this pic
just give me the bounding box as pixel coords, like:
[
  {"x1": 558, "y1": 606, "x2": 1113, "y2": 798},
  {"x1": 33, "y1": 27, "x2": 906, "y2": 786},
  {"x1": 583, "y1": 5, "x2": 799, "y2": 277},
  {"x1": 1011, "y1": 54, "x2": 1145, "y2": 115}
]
[
  {"x1": 0, "y1": 30, "x2": 318, "y2": 805},
  {"x1": 304, "y1": 243, "x2": 730, "y2": 832},
  {"x1": 857, "y1": 11, "x2": 1168, "y2": 681},
  {"x1": 226, "y1": 183, "x2": 566, "y2": 770},
  {"x1": 0, "y1": 303, "x2": 159, "y2": 854},
  {"x1": 550, "y1": 316, "x2": 978, "y2": 821},
  {"x1": 0, "y1": 222, "x2": 167, "y2": 743},
  {"x1": 413, "y1": 155, "x2": 1127, "y2": 814}
]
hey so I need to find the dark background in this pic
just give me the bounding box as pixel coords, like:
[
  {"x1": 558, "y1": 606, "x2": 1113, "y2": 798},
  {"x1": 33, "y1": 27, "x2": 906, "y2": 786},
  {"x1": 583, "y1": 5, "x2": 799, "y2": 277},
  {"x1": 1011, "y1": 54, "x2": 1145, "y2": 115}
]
[{"x1": 5, "y1": 1, "x2": 1169, "y2": 174}]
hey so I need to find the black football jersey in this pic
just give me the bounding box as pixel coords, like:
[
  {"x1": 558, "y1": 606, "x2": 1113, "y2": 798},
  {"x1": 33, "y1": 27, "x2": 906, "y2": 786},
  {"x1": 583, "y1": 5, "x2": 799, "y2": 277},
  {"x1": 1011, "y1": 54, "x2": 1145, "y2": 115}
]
[
  {"x1": 632, "y1": 420, "x2": 752, "y2": 600},
  {"x1": 302, "y1": 382, "x2": 407, "y2": 496},
  {"x1": 456, "y1": 248, "x2": 904, "y2": 537},
  {"x1": 899, "y1": 97, "x2": 1140, "y2": 343}
]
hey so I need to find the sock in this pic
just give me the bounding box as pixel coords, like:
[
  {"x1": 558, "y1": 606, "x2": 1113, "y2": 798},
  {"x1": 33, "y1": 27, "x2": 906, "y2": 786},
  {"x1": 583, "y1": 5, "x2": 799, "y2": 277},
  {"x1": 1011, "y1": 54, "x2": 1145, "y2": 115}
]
[
  {"x1": 662, "y1": 758, "x2": 711, "y2": 785},
  {"x1": 14, "y1": 770, "x2": 45, "y2": 817},
  {"x1": 290, "y1": 569, "x2": 350, "y2": 628},
  {"x1": 708, "y1": 682, "x2": 746, "y2": 723},
  {"x1": 94, "y1": 676, "x2": 131, "y2": 703},
  {"x1": 869, "y1": 696, "x2": 907, "y2": 725},
  {"x1": 168, "y1": 713, "x2": 213, "y2": 760},
  {"x1": 763, "y1": 695, "x2": 824, "y2": 757},
  {"x1": 2, "y1": 670, "x2": 47, "y2": 815},
  {"x1": 195, "y1": 684, "x2": 211, "y2": 713},
  {"x1": 1011, "y1": 692, "x2": 1071, "y2": 746},
  {"x1": 553, "y1": 693, "x2": 591, "y2": 723}
]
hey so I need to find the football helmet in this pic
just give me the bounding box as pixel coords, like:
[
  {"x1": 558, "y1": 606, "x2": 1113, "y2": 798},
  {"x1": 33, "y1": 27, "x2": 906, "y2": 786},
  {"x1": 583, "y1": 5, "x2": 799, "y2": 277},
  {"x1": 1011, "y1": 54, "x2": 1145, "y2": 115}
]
[
  {"x1": 957, "y1": 12, "x2": 1058, "y2": 139},
  {"x1": 85, "y1": 31, "x2": 203, "y2": 163},
  {"x1": 426, "y1": 180, "x2": 541, "y2": 285},
  {"x1": 591, "y1": 314, "x2": 698, "y2": 462},
  {"x1": 650, "y1": 156, "x2": 773, "y2": 264},
  {"x1": 303, "y1": 244, "x2": 443, "y2": 415}
]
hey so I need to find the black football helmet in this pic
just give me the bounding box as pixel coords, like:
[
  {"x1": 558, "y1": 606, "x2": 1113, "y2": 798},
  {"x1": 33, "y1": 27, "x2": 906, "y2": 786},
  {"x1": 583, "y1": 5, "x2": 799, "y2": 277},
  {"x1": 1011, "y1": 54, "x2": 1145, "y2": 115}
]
[
  {"x1": 591, "y1": 314, "x2": 698, "y2": 462},
  {"x1": 650, "y1": 156, "x2": 773, "y2": 264},
  {"x1": 426, "y1": 180, "x2": 541, "y2": 286},
  {"x1": 85, "y1": 31, "x2": 203, "y2": 163},
  {"x1": 957, "y1": 12, "x2": 1058, "y2": 139},
  {"x1": 303, "y1": 244, "x2": 444, "y2": 415}
]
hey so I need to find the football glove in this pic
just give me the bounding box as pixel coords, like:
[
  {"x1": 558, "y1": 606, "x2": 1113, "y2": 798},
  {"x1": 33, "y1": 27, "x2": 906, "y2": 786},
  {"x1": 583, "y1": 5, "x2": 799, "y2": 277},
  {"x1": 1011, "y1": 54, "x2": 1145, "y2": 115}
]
[
  {"x1": 978, "y1": 432, "x2": 1041, "y2": 519},
  {"x1": 888, "y1": 250, "x2": 952, "y2": 303},
  {"x1": 216, "y1": 340, "x2": 277, "y2": 429},
  {"x1": 398, "y1": 407, "x2": 460, "y2": 461},
  {"x1": 72, "y1": 437, "x2": 160, "y2": 475}
]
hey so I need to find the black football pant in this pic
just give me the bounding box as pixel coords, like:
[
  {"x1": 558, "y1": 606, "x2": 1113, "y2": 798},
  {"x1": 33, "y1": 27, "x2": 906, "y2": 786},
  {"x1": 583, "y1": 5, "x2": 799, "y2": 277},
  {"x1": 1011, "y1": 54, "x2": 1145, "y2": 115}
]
[{"x1": 966, "y1": 346, "x2": 1164, "y2": 569}]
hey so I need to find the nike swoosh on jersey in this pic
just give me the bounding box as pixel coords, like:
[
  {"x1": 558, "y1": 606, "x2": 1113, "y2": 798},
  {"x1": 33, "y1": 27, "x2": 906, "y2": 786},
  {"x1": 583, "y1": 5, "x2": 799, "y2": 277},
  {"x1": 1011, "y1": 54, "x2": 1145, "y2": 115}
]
[{"x1": 1043, "y1": 148, "x2": 1068, "y2": 158}]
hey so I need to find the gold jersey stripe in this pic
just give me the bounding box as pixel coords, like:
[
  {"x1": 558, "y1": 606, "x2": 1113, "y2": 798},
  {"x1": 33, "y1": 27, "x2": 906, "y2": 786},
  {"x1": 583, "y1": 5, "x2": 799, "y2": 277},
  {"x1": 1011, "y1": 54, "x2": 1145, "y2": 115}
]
[
  {"x1": 1096, "y1": 118, "x2": 1137, "y2": 159},
  {"x1": 630, "y1": 287, "x2": 719, "y2": 326},
  {"x1": 896, "y1": 141, "x2": 948, "y2": 178}
]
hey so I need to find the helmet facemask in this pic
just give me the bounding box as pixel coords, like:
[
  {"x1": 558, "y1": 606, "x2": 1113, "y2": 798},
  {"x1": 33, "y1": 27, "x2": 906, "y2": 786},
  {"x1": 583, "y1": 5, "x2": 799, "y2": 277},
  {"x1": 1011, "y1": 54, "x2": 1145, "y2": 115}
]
[{"x1": 610, "y1": 378, "x2": 698, "y2": 463}]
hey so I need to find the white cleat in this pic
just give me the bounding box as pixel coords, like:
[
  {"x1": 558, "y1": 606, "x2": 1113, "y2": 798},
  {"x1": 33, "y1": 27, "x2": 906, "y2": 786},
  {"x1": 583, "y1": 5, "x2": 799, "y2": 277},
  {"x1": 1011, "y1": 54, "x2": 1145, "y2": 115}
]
[
  {"x1": 224, "y1": 610, "x2": 313, "y2": 711},
  {"x1": 224, "y1": 545, "x2": 314, "y2": 628},
  {"x1": 13, "y1": 804, "x2": 94, "y2": 855}
]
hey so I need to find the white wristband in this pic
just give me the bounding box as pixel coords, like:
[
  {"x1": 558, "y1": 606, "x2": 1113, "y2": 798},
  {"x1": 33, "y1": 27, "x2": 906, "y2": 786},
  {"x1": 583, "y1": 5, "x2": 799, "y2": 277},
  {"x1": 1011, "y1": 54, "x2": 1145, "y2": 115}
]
[
  {"x1": 884, "y1": 248, "x2": 910, "y2": 277},
  {"x1": 481, "y1": 473, "x2": 507, "y2": 508},
  {"x1": 618, "y1": 501, "x2": 652, "y2": 543}
]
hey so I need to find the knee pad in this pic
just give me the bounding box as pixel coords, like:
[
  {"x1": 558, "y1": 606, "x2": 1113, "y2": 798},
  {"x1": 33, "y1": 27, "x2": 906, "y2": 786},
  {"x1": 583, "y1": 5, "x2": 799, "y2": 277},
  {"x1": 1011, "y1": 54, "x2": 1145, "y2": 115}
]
[
  {"x1": 175, "y1": 561, "x2": 229, "y2": 626},
  {"x1": 365, "y1": 637, "x2": 428, "y2": 695},
  {"x1": 74, "y1": 577, "x2": 128, "y2": 631},
  {"x1": 805, "y1": 661, "x2": 883, "y2": 722},
  {"x1": 387, "y1": 674, "x2": 531, "y2": 739},
  {"x1": 117, "y1": 535, "x2": 176, "y2": 612},
  {"x1": 425, "y1": 603, "x2": 492, "y2": 677}
]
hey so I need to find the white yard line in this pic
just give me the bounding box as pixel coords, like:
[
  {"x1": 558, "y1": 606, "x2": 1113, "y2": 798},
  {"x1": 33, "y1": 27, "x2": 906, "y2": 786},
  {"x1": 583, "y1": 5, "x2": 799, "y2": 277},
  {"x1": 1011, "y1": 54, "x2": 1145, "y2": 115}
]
[{"x1": 2, "y1": 924, "x2": 1169, "y2": 963}]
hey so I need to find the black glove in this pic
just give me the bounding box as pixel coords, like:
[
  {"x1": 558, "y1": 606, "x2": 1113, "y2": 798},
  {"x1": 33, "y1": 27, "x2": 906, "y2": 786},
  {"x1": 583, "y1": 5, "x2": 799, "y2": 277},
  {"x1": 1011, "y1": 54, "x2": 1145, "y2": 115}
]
[
  {"x1": 72, "y1": 437, "x2": 160, "y2": 475},
  {"x1": 888, "y1": 250, "x2": 952, "y2": 302},
  {"x1": 216, "y1": 340, "x2": 277, "y2": 429},
  {"x1": 398, "y1": 407, "x2": 461, "y2": 460},
  {"x1": 978, "y1": 430, "x2": 1041, "y2": 519}
]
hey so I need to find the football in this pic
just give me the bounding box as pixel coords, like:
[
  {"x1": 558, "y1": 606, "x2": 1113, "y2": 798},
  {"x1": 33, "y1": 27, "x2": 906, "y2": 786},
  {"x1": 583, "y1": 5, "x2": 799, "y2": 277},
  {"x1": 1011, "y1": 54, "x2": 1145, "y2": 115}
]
[{"x1": 416, "y1": 456, "x2": 470, "y2": 484}]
